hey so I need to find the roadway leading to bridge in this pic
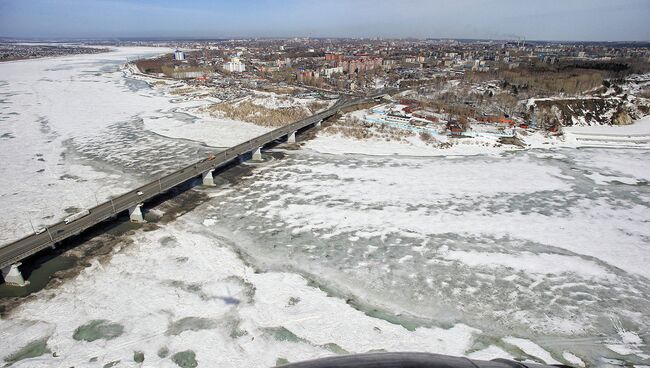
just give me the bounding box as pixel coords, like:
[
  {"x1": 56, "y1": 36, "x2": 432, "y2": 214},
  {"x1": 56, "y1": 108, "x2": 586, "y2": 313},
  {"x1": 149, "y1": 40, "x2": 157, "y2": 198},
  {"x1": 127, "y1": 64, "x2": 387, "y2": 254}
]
[{"x1": 0, "y1": 90, "x2": 392, "y2": 276}]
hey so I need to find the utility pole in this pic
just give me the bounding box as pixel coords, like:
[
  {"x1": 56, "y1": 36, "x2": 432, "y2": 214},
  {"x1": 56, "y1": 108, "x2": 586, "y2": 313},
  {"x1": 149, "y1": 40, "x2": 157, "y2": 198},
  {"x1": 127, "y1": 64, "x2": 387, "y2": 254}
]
[
  {"x1": 28, "y1": 219, "x2": 36, "y2": 233},
  {"x1": 46, "y1": 227, "x2": 54, "y2": 242}
]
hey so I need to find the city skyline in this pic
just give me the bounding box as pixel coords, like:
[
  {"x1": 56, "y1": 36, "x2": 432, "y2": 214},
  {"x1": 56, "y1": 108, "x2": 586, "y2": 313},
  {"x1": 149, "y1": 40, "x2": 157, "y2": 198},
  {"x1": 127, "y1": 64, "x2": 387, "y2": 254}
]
[{"x1": 1, "y1": 0, "x2": 649, "y2": 42}]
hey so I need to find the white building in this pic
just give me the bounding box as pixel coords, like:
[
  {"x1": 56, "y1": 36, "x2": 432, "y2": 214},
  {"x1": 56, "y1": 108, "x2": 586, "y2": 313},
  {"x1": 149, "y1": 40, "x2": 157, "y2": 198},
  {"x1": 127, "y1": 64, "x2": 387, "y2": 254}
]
[
  {"x1": 223, "y1": 57, "x2": 246, "y2": 73},
  {"x1": 174, "y1": 50, "x2": 185, "y2": 61},
  {"x1": 385, "y1": 113, "x2": 411, "y2": 123},
  {"x1": 172, "y1": 71, "x2": 204, "y2": 79},
  {"x1": 322, "y1": 66, "x2": 343, "y2": 77}
]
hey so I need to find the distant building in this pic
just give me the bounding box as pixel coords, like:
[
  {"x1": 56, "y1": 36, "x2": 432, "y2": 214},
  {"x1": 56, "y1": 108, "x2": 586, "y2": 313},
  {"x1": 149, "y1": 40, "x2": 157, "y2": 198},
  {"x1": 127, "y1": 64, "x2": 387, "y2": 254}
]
[
  {"x1": 385, "y1": 113, "x2": 411, "y2": 123},
  {"x1": 174, "y1": 50, "x2": 185, "y2": 61},
  {"x1": 171, "y1": 64, "x2": 207, "y2": 79},
  {"x1": 297, "y1": 70, "x2": 319, "y2": 83},
  {"x1": 447, "y1": 122, "x2": 465, "y2": 136},
  {"x1": 382, "y1": 59, "x2": 397, "y2": 70},
  {"x1": 339, "y1": 55, "x2": 382, "y2": 74},
  {"x1": 322, "y1": 66, "x2": 343, "y2": 77},
  {"x1": 276, "y1": 58, "x2": 291, "y2": 68},
  {"x1": 223, "y1": 57, "x2": 246, "y2": 72},
  {"x1": 325, "y1": 53, "x2": 345, "y2": 62},
  {"x1": 172, "y1": 70, "x2": 204, "y2": 79},
  {"x1": 258, "y1": 63, "x2": 279, "y2": 73}
]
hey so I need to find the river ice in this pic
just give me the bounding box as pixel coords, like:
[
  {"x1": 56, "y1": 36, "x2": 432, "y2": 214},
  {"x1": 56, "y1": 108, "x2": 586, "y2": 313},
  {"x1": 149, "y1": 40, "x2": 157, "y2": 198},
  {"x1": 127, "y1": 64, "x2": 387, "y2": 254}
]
[
  {"x1": 2, "y1": 147, "x2": 648, "y2": 367},
  {"x1": 199, "y1": 147, "x2": 650, "y2": 366},
  {"x1": 1, "y1": 48, "x2": 649, "y2": 367}
]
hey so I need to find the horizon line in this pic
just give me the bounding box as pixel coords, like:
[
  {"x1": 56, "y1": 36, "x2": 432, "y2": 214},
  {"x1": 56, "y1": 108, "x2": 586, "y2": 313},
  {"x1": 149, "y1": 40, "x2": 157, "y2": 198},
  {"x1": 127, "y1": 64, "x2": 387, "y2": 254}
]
[{"x1": 1, "y1": 36, "x2": 650, "y2": 45}]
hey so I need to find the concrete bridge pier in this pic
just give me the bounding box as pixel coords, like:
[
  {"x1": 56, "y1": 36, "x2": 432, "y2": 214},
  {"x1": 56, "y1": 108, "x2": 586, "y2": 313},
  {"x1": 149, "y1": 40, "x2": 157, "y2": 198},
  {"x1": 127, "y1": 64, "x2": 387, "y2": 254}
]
[
  {"x1": 252, "y1": 147, "x2": 263, "y2": 161},
  {"x1": 128, "y1": 203, "x2": 145, "y2": 223},
  {"x1": 287, "y1": 131, "x2": 296, "y2": 143},
  {"x1": 1, "y1": 263, "x2": 29, "y2": 287},
  {"x1": 202, "y1": 169, "x2": 216, "y2": 186}
]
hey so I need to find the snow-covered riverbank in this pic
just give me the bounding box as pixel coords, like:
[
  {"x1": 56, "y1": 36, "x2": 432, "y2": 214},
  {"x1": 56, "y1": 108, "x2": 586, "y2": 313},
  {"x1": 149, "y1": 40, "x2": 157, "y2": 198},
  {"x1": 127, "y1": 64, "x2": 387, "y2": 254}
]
[{"x1": 305, "y1": 114, "x2": 650, "y2": 157}]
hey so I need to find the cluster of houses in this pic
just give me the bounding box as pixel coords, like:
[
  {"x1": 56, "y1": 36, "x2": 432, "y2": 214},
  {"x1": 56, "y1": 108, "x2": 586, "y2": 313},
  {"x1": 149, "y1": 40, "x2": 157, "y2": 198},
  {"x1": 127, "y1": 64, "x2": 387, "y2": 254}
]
[
  {"x1": 131, "y1": 37, "x2": 650, "y2": 97},
  {"x1": 361, "y1": 101, "x2": 522, "y2": 139}
]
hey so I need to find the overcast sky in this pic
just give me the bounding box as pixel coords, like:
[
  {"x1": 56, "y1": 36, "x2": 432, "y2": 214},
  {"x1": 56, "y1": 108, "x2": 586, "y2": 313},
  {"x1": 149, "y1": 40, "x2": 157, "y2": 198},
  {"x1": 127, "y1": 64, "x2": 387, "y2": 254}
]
[{"x1": 1, "y1": 0, "x2": 649, "y2": 41}]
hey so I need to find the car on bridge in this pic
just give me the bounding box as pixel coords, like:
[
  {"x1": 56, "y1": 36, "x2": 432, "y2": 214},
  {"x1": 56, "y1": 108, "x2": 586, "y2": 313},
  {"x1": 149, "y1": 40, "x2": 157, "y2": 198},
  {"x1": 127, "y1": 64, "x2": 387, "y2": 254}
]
[{"x1": 64, "y1": 209, "x2": 90, "y2": 224}]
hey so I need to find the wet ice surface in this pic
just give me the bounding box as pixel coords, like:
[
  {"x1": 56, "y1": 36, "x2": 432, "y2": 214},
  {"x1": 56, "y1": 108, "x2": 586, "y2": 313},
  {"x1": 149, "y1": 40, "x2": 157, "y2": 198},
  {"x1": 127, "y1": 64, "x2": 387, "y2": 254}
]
[
  {"x1": 205, "y1": 148, "x2": 650, "y2": 365},
  {"x1": 68, "y1": 119, "x2": 214, "y2": 177}
]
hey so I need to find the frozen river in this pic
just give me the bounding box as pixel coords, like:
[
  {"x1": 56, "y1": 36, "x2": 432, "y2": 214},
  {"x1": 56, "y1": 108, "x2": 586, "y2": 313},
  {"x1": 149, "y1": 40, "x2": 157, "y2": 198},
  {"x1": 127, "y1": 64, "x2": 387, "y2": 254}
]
[
  {"x1": 0, "y1": 49, "x2": 649, "y2": 367},
  {"x1": 1, "y1": 147, "x2": 648, "y2": 367},
  {"x1": 0, "y1": 47, "x2": 265, "y2": 244}
]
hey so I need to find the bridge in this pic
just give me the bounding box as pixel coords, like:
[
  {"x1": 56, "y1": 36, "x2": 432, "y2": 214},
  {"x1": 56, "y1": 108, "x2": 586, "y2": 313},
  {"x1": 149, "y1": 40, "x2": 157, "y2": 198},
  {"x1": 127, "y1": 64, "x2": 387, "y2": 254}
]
[{"x1": 0, "y1": 91, "x2": 392, "y2": 286}]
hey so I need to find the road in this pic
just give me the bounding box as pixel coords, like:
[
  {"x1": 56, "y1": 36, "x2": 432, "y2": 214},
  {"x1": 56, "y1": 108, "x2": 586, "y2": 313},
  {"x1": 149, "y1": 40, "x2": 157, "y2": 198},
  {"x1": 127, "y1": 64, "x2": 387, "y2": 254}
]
[{"x1": 0, "y1": 91, "x2": 391, "y2": 269}]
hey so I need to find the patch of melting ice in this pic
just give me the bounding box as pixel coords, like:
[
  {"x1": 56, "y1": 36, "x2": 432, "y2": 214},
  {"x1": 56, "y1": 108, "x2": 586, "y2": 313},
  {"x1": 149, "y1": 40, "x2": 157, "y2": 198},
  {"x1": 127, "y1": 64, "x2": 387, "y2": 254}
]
[
  {"x1": 166, "y1": 317, "x2": 219, "y2": 336},
  {"x1": 2, "y1": 338, "x2": 51, "y2": 365},
  {"x1": 171, "y1": 350, "x2": 198, "y2": 368},
  {"x1": 72, "y1": 319, "x2": 124, "y2": 342},
  {"x1": 67, "y1": 118, "x2": 214, "y2": 177}
]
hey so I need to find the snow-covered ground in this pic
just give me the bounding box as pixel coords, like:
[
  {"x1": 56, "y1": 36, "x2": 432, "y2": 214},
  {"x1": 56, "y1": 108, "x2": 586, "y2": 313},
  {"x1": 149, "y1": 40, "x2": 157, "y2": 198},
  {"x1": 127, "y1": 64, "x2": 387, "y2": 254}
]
[
  {"x1": 141, "y1": 112, "x2": 269, "y2": 149},
  {"x1": 563, "y1": 115, "x2": 650, "y2": 148},
  {"x1": 305, "y1": 111, "x2": 650, "y2": 158},
  {"x1": 307, "y1": 133, "x2": 524, "y2": 157}
]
